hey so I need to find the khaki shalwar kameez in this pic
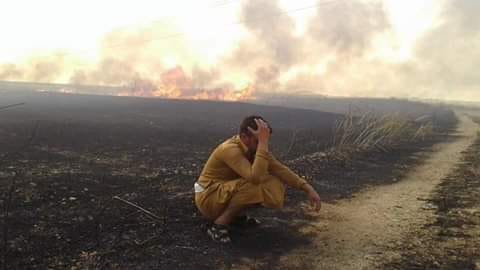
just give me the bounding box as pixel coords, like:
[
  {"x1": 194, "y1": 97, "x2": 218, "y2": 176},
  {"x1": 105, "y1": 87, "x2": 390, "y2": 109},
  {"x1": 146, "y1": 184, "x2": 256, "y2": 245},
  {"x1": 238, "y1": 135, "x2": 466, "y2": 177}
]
[{"x1": 195, "y1": 135, "x2": 308, "y2": 220}]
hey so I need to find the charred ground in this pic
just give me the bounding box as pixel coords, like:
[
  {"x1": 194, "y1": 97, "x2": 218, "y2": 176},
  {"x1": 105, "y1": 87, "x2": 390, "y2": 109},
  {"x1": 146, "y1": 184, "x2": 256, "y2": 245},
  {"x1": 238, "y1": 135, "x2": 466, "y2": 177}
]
[{"x1": 0, "y1": 90, "x2": 456, "y2": 269}]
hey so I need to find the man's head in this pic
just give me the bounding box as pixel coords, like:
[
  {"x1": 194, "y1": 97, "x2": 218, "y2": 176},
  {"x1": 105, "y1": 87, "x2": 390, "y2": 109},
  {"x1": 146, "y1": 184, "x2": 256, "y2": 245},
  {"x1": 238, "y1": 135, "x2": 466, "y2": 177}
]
[{"x1": 239, "y1": 115, "x2": 272, "y2": 152}]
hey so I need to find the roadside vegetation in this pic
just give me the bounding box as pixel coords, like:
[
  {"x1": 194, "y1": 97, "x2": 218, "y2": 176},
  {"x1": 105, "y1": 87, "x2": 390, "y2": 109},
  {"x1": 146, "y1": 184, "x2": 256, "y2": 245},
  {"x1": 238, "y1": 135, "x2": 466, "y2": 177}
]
[
  {"x1": 332, "y1": 111, "x2": 434, "y2": 152},
  {"x1": 324, "y1": 110, "x2": 454, "y2": 165}
]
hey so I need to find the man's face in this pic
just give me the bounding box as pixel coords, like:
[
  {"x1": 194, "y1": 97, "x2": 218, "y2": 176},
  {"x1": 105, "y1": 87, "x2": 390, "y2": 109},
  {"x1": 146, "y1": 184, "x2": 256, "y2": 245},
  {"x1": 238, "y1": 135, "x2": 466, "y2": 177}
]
[{"x1": 240, "y1": 133, "x2": 258, "y2": 153}]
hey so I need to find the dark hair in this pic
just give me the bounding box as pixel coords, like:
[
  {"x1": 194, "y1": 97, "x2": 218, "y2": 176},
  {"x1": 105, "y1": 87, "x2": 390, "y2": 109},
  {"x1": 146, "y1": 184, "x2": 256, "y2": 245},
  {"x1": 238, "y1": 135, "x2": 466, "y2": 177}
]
[{"x1": 239, "y1": 115, "x2": 273, "y2": 136}]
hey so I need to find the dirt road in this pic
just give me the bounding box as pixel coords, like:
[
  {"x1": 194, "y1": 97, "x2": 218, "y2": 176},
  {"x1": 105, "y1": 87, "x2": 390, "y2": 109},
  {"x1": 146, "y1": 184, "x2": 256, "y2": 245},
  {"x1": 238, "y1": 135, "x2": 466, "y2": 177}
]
[{"x1": 277, "y1": 113, "x2": 478, "y2": 269}]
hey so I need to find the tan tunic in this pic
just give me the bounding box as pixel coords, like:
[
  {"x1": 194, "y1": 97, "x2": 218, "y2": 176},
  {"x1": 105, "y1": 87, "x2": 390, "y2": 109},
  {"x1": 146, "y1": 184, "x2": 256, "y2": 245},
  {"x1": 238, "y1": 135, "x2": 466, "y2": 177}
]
[{"x1": 195, "y1": 135, "x2": 308, "y2": 220}]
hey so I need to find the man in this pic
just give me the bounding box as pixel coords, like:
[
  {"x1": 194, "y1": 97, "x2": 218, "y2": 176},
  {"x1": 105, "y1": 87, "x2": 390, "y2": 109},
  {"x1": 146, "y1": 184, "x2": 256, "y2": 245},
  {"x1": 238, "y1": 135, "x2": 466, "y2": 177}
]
[{"x1": 194, "y1": 115, "x2": 322, "y2": 243}]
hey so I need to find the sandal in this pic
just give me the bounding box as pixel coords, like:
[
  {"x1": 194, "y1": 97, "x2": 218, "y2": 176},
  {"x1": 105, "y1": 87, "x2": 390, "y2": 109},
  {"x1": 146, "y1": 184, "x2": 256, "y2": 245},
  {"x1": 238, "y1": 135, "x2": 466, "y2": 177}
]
[
  {"x1": 231, "y1": 215, "x2": 261, "y2": 228},
  {"x1": 207, "y1": 223, "x2": 231, "y2": 243}
]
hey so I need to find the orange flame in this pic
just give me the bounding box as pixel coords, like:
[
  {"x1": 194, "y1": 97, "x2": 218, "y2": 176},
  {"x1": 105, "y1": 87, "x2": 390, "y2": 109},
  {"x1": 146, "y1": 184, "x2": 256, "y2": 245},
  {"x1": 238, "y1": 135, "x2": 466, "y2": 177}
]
[{"x1": 117, "y1": 66, "x2": 256, "y2": 101}]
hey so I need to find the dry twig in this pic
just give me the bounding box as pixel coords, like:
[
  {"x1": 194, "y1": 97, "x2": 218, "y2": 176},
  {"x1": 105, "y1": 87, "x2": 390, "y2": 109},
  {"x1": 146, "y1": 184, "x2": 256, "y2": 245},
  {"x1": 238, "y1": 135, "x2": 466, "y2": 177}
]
[
  {"x1": 0, "y1": 103, "x2": 25, "y2": 111},
  {"x1": 112, "y1": 196, "x2": 163, "y2": 222}
]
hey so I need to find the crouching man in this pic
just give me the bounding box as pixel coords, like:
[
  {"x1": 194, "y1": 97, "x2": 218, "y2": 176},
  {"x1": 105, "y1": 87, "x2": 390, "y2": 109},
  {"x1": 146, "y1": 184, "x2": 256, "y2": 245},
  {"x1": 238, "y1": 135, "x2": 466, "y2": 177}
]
[{"x1": 194, "y1": 115, "x2": 321, "y2": 243}]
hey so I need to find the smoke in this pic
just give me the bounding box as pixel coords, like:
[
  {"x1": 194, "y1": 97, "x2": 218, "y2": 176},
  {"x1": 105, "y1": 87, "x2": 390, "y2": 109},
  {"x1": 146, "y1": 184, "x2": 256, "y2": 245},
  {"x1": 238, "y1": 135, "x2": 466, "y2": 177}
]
[
  {"x1": 240, "y1": 0, "x2": 382, "y2": 95},
  {"x1": 70, "y1": 58, "x2": 138, "y2": 85},
  {"x1": 0, "y1": 20, "x2": 254, "y2": 100},
  {"x1": 225, "y1": 0, "x2": 306, "y2": 92},
  {"x1": 316, "y1": 0, "x2": 480, "y2": 100},
  {"x1": 308, "y1": 1, "x2": 389, "y2": 56},
  {"x1": 72, "y1": 22, "x2": 253, "y2": 100},
  {"x1": 0, "y1": 53, "x2": 69, "y2": 82},
  {"x1": 254, "y1": 65, "x2": 281, "y2": 92},
  {"x1": 241, "y1": 0, "x2": 303, "y2": 67},
  {"x1": 403, "y1": 0, "x2": 480, "y2": 100},
  {"x1": 227, "y1": 0, "x2": 392, "y2": 95},
  {"x1": 0, "y1": 64, "x2": 23, "y2": 80},
  {"x1": 1, "y1": 0, "x2": 479, "y2": 101},
  {"x1": 246, "y1": 0, "x2": 480, "y2": 101},
  {"x1": 69, "y1": 22, "x2": 186, "y2": 87}
]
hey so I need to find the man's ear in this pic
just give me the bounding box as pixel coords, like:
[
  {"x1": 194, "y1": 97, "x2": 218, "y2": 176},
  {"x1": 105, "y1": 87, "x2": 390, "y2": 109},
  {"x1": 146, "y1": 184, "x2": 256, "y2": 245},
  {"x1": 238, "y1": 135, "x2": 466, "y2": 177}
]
[
  {"x1": 240, "y1": 133, "x2": 253, "y2": 144},
  {"x1": 239, "y1": 133, "x2": 247, "y2": 142}
]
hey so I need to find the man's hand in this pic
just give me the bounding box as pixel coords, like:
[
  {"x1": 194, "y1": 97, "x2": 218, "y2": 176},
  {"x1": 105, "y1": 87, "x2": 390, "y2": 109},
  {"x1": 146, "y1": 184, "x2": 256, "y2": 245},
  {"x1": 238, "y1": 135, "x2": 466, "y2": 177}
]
[
  {"x1": 302, "y1": 184, "x2": 321, "y2": 212},
  {"x1": 247, "y1": 118, "x2": 270, "y2": 143}
]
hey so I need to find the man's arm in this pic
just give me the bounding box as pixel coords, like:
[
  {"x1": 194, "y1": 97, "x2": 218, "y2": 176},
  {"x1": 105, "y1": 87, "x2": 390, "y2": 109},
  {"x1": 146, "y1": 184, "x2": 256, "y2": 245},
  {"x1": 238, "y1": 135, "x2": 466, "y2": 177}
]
[
  {"x1": 219, "y1": 145, "x2": 269, "y2": 184},
  {"x1": 268, "y1": 155, "x2": 308, "y2": 189},
  {"x1": 269, "y1": 155, "x2": 322, "y2": 211}
]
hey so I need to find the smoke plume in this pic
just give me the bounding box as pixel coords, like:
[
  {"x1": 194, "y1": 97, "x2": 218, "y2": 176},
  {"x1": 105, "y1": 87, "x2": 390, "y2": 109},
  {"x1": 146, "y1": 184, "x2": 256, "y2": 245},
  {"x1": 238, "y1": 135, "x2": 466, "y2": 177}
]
[
  {"x1": 0, "y1": 0, "x2": 479, "y2": 101},
  {"x1": 402, "y1": 0, "x2": 480, "y2": 100}
]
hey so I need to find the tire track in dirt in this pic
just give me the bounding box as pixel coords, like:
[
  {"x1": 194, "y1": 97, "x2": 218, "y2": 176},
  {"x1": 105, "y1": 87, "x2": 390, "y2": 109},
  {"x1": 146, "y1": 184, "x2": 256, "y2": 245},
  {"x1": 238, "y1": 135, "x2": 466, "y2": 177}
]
[{"x1": 277, "y1": 113, "x2": 478, "y2": 269}]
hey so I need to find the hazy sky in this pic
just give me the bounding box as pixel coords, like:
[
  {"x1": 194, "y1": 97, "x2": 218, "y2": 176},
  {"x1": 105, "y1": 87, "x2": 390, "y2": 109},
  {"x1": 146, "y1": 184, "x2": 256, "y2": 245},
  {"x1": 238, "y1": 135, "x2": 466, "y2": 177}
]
[
  {"x1": 0, "y1": 0, "x2": 438, "y2": 62},
  {"x1": 0, "y1": 0, "x2": 477, "y2": 101}
]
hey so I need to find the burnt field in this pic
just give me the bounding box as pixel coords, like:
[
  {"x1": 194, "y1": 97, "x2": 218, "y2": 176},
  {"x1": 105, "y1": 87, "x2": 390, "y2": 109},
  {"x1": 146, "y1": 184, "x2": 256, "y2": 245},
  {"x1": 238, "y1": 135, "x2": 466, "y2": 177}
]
[{"x1": 0, "y1": 90, "x2": 457, "y2": 269}]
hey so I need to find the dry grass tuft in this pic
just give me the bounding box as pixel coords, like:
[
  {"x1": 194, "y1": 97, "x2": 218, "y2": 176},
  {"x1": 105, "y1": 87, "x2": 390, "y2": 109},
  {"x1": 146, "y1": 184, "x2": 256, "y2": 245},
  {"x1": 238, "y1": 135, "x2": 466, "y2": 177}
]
[{"x1": 332, "y1": 111, "x2": 434, "y2": 154}]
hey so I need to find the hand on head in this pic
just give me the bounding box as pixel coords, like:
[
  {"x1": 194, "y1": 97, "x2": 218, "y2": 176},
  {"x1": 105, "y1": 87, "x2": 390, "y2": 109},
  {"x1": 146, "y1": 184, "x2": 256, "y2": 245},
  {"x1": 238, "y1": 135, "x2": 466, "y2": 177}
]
[{"x1": 247, "y1": 118, "x2": 270, "y2": 143}]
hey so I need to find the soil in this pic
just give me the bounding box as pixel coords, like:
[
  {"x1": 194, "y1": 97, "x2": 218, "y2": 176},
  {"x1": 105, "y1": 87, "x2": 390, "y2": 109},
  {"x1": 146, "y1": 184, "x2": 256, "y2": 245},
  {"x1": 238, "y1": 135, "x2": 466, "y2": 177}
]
[{"x1": 0, "y1": 91, "x2": 459, "y2": 269}]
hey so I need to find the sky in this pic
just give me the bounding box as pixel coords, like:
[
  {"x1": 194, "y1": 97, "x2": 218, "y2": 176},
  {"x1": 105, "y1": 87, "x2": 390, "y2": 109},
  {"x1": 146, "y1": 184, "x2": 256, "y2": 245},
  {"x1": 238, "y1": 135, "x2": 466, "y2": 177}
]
[{"x1": 0, "y1": 0, "x2": 478, "y2": 101}]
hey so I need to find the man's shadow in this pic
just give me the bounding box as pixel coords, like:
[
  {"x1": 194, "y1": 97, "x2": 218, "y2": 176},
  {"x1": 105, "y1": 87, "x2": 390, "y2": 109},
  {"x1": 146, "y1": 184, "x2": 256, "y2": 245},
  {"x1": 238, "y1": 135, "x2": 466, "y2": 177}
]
[{"x1": 220, "y1": 208, "x2": 315, "y2": 269}]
